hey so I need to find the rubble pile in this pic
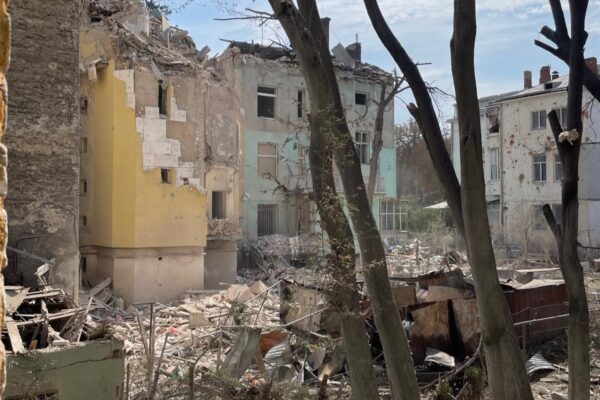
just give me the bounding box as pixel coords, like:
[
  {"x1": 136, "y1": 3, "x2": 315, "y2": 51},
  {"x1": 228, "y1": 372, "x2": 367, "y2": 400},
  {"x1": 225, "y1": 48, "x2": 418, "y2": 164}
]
[
  {"x1": 2, "y1": 275, "x2": 116, "y2": 354},
  {"x1": 96, "y1": 277, "x2": 353, "y2": 399}
]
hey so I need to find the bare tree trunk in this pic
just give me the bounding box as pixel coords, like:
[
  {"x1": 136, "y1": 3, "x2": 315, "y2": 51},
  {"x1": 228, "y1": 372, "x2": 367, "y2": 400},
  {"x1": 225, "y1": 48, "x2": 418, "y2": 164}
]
[
  {"x1": 541, "y1": 3, "x2": 591, "y2": 399},
  {"x1": 0, "y1": 0, "x2": 9, "y2": 394},
  {"x1": 269, "y1": 1, "x2": 420, "y2": 399},
  {"x1": 536, "y1": 0, "x2": 600, "y2": 102},
  {"x1": 367, "y1": 80, "x2": 400, "y2": 206},
  {"x1": 366, "y1": 82, "x2": 386, "y2": 206},
  {"x1": 306, "y1": 108, "x2": 379, "y2": 400},
  {"x1": 363, "y1": 0, "x2": 464, "y2": 240},
  {"x1": 450, "y1": 2, "x2": 533, "y2": 399}
]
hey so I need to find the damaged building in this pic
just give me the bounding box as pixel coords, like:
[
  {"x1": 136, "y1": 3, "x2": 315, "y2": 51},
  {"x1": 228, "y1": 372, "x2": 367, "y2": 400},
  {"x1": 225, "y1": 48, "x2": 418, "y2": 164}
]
[
  {"x1": 449, "y1": 61, "x2": 600, "y2": 254},
  {"x1": 5, "y1": 0, "x2": 80, "y2": 298},
  {"x1": 79, "y1": 1, "x2": 244, "y2": 301},
  {"x1": 217, "y1": 26, "x2": 402, "y2": 251}
]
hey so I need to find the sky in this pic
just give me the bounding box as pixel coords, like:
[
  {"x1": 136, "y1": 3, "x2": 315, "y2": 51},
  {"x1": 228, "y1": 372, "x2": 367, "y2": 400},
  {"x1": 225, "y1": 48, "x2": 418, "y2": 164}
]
[{"x1": 166, "y1": 0, "x2": 600, "y2": 123}]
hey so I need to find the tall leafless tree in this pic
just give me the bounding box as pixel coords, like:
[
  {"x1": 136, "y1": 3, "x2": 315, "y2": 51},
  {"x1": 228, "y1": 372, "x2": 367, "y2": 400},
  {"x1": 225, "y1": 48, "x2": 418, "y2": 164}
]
[
  {"x1": 268, "y1": 1, "x2": 420, "y2": 399},
  {"x1": 535, "y1": 0, "x2": 600, "y2": 102},
  {"x1": 540, "y1": 1, "x2": 591, "y2": 399},
  {"x1": 364, "y1": 1, "x2": 534, "y2": 399},
  {"x1": 367, "y1": 78, "x2": 403, "y2": 206}
]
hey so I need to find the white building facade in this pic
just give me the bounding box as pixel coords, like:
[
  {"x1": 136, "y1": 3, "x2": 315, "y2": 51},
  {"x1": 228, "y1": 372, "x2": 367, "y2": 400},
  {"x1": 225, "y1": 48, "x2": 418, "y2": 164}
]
[{"x1": 449, "y1": 62, "x2": 600, "y2": 253}]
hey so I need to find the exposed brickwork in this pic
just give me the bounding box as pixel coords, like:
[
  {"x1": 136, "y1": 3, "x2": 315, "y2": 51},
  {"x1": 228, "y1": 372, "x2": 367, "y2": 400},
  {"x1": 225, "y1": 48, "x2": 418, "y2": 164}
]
[{"x1": 5, "y1": 0, "x2": 79, "y2": 296}]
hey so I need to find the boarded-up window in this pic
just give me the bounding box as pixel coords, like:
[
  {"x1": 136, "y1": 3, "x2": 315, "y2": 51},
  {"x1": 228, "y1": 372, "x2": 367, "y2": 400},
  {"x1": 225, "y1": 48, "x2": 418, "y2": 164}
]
[
  {"x1": 258, "y1": 204, "x2": 277, "y2": 236},
  {"x1": 355, "y1": 131, "x2": 369, "y2": 164},
  {"x1": 257, "y1": 86, "x2": 276, "y2": 118},
  {"x1": 258, "y1": 143, "x2": 277, "y2": 178},
  {"x1": 212, "y1": 191, "x2": 226, "y2": 219}
]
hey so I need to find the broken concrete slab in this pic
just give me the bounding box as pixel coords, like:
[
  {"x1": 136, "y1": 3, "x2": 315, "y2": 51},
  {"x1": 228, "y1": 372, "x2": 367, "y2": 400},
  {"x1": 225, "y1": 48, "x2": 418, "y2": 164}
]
[
  {"x1": 223, "y1": 284, "x2": 253, "y2": 303},
  {"x1": 249, "y1": 280, "x2": 268, "y2": 296},
  {"x1": 222, "y1": 327, "x2": 262, "y2": 379},
  {"x1": 188, "y1": 311, "x2": 211, "y2": 329}
]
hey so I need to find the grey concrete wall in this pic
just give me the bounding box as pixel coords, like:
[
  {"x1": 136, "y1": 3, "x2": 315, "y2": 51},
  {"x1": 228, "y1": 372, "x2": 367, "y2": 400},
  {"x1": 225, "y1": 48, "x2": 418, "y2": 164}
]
[
  {"x1": 5, "y1": 339, "x2": 124, "y2": 400},
  {"x1": 5, "y1": 0, "x2": 80, "y2": 296}
]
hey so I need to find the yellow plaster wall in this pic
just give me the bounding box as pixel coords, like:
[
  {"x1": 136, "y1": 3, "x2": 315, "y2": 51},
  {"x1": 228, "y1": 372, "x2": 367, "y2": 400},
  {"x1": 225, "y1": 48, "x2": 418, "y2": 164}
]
[{"x1": 81, "y1": 49, "x2": 207, "y2": 249}]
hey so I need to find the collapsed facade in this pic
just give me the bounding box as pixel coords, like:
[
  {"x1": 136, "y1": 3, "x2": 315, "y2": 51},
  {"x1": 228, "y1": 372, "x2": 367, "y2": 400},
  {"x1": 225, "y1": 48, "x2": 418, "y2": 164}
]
[
  {"x1": 449, "y1": 61, "x2": 600, "y2": 253},
  {"x1": 217, "y1": 33, "x2": 403, "y2": 250},
  {"x1": 79, "y1": 1, "x2": 243, "y2": 301}
]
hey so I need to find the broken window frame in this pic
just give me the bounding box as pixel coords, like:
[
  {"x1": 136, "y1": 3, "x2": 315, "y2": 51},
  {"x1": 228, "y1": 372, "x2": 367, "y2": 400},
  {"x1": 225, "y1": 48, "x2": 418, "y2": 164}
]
[
  {"x1": 297, "y1": 90, "x2": 305, "y2": 119},
  {"x1": 489, "y1": 148, "x2": 499, "y2": 180},
  {"x1": 257, "y1": 85, "x2": 276, "y2": 119},
  {"x1": 355, "y1": 131, "x2": 369, "y2": 164},
  {"x1": 158, "y1": 80, "x2": 167, "y2": 116},
  {"x1": 531, "y1": 110, "x2": 547, "y2": 130},
  {"x1": 355, "y1": 92, "x2": 367, "y2": 106},
  {"x1": 161, "y1": 168, "x2": 169, "y2": 184},
  {"x1": 257, "y1": 143, "x2": 278, "y2": 179},
  {"x1": 211, "y1": 191, "x2": 226, "y2": 219},
  {"x1": 380, "y1": 198, "x2": 405, "y2": 232},
  {"x1": 532, "y1": 153, "x2": 547, "y2": 182},
  {"x1": 257, "y1": 204, "x2": 277, "y2": 236}
]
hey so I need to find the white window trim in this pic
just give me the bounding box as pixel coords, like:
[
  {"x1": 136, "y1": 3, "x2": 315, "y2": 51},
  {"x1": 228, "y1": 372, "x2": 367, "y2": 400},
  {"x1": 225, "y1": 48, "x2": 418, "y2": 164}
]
[
  {"x1": 489, "y1": 148, "x2": 499, "y2": 181},
  {"x1": 531, "y1": 110, "x2": 547, "y2": 130},
  {"x1": 257, "y1": 85, "x2": 277, "y2": 119},
  {"x1": 533, "y1": 153, "x2": 547, "y2": 182},
  {"x1": 355, "y1": 131, "x2": 370, "y2": 164}
]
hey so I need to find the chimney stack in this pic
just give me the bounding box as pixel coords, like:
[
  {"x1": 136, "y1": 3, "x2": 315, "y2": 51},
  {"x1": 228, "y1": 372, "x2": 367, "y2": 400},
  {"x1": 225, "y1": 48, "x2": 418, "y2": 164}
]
[
  {"x1": 539, "y1": 65, "x2": 551, "y2": 85},
  {"x1": 551, "y1": 70, "x2": 559, "y2": 80},
  {"x1": 524, "y1": 70, "x2": 532, "y2": 89},
  {"x1": 345, "y1": 42, "x2": 362, "y2": 63},
  {"x1": 320, "y1": 17, "x2": 330, "y2": 48},
  {"x1": 585, "y1": 57, "x2": 598, "y2": 76}
]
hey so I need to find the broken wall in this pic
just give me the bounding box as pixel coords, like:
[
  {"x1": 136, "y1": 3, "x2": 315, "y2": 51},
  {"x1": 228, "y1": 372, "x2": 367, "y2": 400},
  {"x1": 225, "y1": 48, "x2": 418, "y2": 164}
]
[
  {"x1": 5, "y1": 0, "x2": 80, "y2": 296},
  {"x1": 5, "y1": 339, "x2": 124, "y2": 400}
]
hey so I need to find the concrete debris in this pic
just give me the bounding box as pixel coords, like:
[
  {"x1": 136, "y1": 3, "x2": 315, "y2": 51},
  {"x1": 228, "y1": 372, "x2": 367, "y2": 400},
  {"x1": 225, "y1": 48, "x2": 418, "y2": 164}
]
[
  {"x1": 208, "y1": 217, "x2": 242, "y2": 238},
  {"x1": 223, "y1": 284, "x2": 254, "y2": 303}
]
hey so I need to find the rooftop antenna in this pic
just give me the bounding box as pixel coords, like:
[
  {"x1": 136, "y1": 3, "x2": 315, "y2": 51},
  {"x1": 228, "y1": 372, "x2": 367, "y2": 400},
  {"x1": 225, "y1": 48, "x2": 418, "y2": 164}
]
[{"x1": 355, "y1": 33, "x2": 358, "y2": 43}]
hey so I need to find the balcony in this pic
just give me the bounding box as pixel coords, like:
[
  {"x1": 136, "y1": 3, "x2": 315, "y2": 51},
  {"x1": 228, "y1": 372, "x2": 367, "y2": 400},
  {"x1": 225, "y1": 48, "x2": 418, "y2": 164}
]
[{"x1": 207, "y1": 217, "x2": 241, "y2": 240}]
